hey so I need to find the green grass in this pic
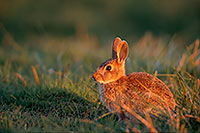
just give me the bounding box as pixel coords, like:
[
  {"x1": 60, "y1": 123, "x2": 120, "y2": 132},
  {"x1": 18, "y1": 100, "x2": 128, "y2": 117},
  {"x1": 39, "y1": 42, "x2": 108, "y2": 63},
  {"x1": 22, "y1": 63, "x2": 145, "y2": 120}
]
[{"x1": 0, "y1": 33, "x2": 200, "y2": 132}]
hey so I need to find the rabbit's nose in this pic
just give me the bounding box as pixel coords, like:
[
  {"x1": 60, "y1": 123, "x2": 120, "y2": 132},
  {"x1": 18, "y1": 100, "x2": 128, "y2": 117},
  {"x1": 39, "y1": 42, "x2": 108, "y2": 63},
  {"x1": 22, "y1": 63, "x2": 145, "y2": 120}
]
[
  {"x1": 93, "y1": 72, "x2": 103, "y2": 83},
  {"x1": 92, "y1": 73, "x2": 97, "y2": 81}
]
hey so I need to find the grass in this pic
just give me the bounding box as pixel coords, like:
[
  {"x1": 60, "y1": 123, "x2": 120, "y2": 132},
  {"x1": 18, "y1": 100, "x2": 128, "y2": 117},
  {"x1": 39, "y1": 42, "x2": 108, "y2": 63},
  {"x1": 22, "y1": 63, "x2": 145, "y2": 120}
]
[{"x1": 0, "y1": 32, "x2": 200, "y2": 132}]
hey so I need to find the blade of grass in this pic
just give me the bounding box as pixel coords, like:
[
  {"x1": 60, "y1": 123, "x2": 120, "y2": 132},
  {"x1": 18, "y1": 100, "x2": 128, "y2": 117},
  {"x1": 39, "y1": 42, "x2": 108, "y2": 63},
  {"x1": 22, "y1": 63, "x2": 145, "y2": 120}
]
[
  {"x1": 196, "y1": 79, "x2": 200, "y2": 97},
  {"x1": 144, "y1": 112, "x2": 154, "y2": 130},
  {"x1": 194, "y1": 39, "x2": 199, "y2": 53},
  {"x1": 94, "y1": 112, "x2": 113, "y2": 121},
  {"x1": 191, "y1": 39, "x2": 199, "y2": 59},
  {"x1": 176, "y1": 108, "x2": 180, "y2": 130},
  {"x1": 185, "y1": 114, "x2": 200, "y2": 122},
  {"x1": 177, "y1": 54, "x2": 186, "y2": 71},
  {"x1": 186, "y1": 45, "x2": 196, "y2": 77},
  {"x1": 16, "y1": 73, "x2": 27, "y2": 88},
  {"x1": 121, "y1": 104, "x2": 158, "y2": 133},
  {"x1": 32, "y1": 66, "x2": 40, "y2": 86}
]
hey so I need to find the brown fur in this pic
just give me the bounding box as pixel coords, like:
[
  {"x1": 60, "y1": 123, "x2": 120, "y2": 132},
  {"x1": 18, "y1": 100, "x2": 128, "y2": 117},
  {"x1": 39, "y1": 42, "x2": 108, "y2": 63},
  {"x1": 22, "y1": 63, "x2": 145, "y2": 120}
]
[{"x1": 93, "y1": 37, "x2": 176, "y2": 120}]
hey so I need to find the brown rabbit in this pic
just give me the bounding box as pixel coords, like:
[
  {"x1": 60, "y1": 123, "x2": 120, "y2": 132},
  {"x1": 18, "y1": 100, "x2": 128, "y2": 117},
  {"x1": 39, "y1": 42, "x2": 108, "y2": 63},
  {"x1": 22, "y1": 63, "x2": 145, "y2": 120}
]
[{"x1": 93, "y1": 37, "x2": 176, "y2": 120}]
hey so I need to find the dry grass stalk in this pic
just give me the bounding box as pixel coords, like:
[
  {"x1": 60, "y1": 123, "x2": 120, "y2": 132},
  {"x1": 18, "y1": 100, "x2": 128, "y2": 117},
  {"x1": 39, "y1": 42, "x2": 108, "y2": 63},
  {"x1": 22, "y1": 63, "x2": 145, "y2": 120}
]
[
  {"x1": 153, "y1": 70, "x2": 158, "y2": 82},
  {"x1": 16, "y1": 73, "x2": 27, "y2": 87},
  {"x1": 131, "y1": 128, "x2": 141, "y2": 133},
  {"x1": 184, "y1": 128, "x2": 188, "y2": 133},
  {"x1": 176, "y1": 108, "x2": 180, "y2": 130},
  {"x1": 177, "y1": 54, "x2": 186, "y2": 71},
  {"x1": 180, "y1": 111, "x2": 191, "y2": 128},
  {"x1": 121, "y1": 104, "x2": 158, "y2": 133},
  {"x1": 135, "y1": 79, "x2": 152, "y2": 93},
  {"x1": 94, "y1": 111, "x2": 113, "y2": 121},
  {"x1": 144, "y1": 112, "x2": 154, "y2": 131},
  {"x1": 191, "y1": 39, "x2": 199, "y2": 59},
  {"x1": 157, "y1": 74, "x2": 176, "y2": 77},
  {"x1": 180, "y1": 124, "x2": 188, "y2": 133},
  {"x1": 194, "y1": 39, "x2": 199, "y2": 54},
  {"x1": 180, "y1": 124, "x2": 185, "y2": 133},
  {"x1": 32, "y1": 66, "x2": 40, "y2": 86},
  {"x1": 165, "y1": 101, "x2": 175, "y2": 127},
  {"x1": 195, "y1": 57, "x2": 200, "y2": 66},
  {"x1": 135, "y1": 77, "x2": 174, "y2": 121},
  {"x1": 185, "y1": 114, "x2": 200, "y2": 122},
  {"x1": 186, "y1": 90, "x2": 194, "y2": 107},
  {"x1": 196, "y1": 79, "x2": 200, "y2": 97}
]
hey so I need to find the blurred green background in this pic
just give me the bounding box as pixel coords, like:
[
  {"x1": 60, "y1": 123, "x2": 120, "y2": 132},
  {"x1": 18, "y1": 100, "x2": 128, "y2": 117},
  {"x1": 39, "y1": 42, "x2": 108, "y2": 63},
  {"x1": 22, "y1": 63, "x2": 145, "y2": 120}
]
[
  {"x1": 0, "y1": 0, "x2": 199, "y2": 43},
  {"x1": 0, "y1": 1, "x2": 200, "y2": 132}
]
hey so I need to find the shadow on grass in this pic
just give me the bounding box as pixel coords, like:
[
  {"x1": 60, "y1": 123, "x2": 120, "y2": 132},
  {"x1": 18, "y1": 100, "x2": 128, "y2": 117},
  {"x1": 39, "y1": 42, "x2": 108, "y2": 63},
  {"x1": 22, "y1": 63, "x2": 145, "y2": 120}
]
[
  {"x1": 0, "y1": 82, "x2": 121, "y2": 132},
  {"x1": 0, "y1": 85, "x2": 101, "y2": 120}
]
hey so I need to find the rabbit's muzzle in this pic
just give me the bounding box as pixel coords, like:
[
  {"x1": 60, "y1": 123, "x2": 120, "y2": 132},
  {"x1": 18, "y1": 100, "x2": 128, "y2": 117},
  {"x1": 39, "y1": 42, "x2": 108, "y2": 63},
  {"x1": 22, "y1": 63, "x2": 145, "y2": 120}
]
[{"x1": 92, "y1": 72, "x2": 103, "y2": 83}]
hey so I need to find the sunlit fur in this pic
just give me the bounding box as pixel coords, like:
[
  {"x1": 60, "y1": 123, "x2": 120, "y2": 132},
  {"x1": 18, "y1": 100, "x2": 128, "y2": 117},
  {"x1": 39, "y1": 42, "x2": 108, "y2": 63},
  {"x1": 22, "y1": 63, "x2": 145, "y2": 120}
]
[{"x1": 93, "y1": 37, "x2": 176, "y2": 120}]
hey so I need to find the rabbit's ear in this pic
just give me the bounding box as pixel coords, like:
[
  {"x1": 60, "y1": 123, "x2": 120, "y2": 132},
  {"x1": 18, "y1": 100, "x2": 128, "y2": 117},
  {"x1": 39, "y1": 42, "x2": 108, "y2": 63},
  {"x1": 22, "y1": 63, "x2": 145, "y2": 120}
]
[
  {"x1": 112, "y1": 37, "x2": 122, "y2": 59},
  {"x1": 117, "y1": 40, "x2": 129, "y2": 63}
]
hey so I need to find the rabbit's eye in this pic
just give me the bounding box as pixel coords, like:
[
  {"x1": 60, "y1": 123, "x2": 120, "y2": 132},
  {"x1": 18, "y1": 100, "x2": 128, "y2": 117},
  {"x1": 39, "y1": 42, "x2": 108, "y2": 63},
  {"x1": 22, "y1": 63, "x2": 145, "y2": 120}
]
[{"x1": 106, "y1": 65, "x2": 112, "y2": 71}]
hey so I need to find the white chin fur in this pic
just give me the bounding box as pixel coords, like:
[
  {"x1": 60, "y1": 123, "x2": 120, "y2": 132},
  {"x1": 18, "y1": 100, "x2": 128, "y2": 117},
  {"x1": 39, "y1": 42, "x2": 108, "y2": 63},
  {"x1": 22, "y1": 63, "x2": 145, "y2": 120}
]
[{"x1": 97, "y1": 80, "x2": 113, "y2": 84}]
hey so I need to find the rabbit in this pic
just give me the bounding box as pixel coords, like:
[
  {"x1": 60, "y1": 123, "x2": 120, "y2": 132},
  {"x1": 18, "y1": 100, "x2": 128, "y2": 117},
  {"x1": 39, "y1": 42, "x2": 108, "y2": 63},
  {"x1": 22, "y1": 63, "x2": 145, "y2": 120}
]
[{"x1": 93, "y1": 37, "x2": 176, "y2": 120}]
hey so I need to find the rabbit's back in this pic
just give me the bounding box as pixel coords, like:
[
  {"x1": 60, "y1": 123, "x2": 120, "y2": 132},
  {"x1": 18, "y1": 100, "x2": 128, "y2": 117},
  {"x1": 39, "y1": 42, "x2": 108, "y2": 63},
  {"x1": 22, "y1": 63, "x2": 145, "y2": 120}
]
[{"x1": 126, "y1": 72, "x2": 175, "y2": 110}]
